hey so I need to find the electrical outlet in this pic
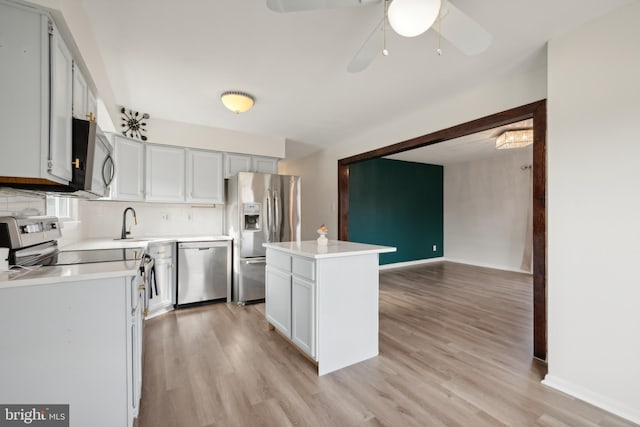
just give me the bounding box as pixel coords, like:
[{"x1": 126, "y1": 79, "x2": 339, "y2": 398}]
[
  {"x1": 432, "y1": 244, "x2": 437, "y2": 252},
  {"x1": 187, "y1": 214, "x2": 193, "y2": 222},
  {"x1": 161, "y1": 213, "x2": 169, "y2": 221}
]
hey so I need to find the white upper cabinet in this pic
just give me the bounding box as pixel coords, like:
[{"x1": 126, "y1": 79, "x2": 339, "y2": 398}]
[
  {"x1": 72, "y1": 63, "x2": 98, "y2": 122},
  {"x1": 87, "y1": 88, "x2": 98, "y2": 122},
  {"x1": 113, "y1": 136, "x2": 144, "y2": 201},
  {"x1": 224, "y1": 153, "x2": 279, "y2": 178},
  {"x1": 48, "y1": 21, "x2": 74, "y2": 182},
  {"x1": 224, "y1": 153, "x2": 252, "y2": 179},
  {"x1": 72, "y1": 63, "x2": 88, "y2": 119},
  {"x1": 253, "y1": 156, "x2": 278, "y2": 174},
  {"x1": 186, "y1": 149, "x2": 223, "y2": 204},
  {"x1": 145, "y1": 144, "x2": 185, "y2": 202}
]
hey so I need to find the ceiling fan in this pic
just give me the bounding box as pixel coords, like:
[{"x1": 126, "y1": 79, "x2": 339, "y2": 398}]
[{"x1": 266, "y1": 0, "x2": 493, "y2": 73}]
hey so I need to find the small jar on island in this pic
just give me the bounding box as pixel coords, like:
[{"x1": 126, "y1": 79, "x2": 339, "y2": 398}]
[{"x1": 317, "y1": 224, "x2": 328, "y2": 246}]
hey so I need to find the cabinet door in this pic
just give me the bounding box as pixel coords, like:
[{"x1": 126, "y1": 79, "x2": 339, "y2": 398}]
[
  {"x1": 87, "y1": 88, "x2": 98, "y2": 122},
  {"x1": 186, "y1": 149, "x2": 223, "y2": 204},
  {"x1": 72, "y1": 63, "x2": 88, "y2": 119},
  {"x1": 145, "y1": 145, "x2": 185, "y2": 202},
  {"x1": 0, "y1": 5, "x2": 48, "y2": 181},
  {"x1": 253, "y1": 156, "x2": 278, "y2": 174},
  {"x1": 224, "y1": 153, "x2": 251, "y2": 178},
  {"x1": 292, "y1": 275, "x2": 316, "y2": 358},
  {"x1": 265, "y1": 266, "x2": 291, "y2": 337},
  {"x1": 49, "y1": 24, "x2": 73, "y2": 182},
  {"x1": 113, "y1": 136, "x2": 144, "y2": 201},
  {"x1": 148, "y1": 257, "x2": 174, "y2": 315}
]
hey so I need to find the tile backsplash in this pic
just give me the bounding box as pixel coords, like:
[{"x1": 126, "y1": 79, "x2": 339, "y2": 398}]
[
  {"x1": 0, "y1": 189, "x2": 225, "y2": 248},
  {"x1": 78, "y1": 200, "x2": 225, "y2": 241},
  {"x1": 0, "y1": 190, "x2": 46, "y2": 217}
]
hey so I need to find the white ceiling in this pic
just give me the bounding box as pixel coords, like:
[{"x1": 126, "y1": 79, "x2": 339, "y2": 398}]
[
  {"x1": 79, "y1": 0, "x2": 631, "y2": 151},
  {"x1": 385, "y1": 119, "x2": 532, "y2": 165}
]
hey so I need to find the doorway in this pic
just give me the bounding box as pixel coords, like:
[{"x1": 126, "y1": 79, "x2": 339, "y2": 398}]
[{"x1": 337, "y1": 100, "x2": 547, "y2": 360}]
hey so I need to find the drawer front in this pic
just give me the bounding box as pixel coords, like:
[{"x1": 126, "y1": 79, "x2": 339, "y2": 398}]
[
  {"x1": 267, "y1": 249, "x2": 291, "y2": 273},
  {"x1": 292, "y1": 256, "x2": 315, "y2": 281},
  {"x1": 147, "y1": 242, "x2": 174, "y2": 259}
]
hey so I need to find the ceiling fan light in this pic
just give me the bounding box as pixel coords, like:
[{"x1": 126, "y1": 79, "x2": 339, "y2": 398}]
[
  {"x1": 388, "y1": 0, "x2": 442, "y2": 38},
  {"x1": 220, "y1": 91, "x2": 255, "y2": 113}
]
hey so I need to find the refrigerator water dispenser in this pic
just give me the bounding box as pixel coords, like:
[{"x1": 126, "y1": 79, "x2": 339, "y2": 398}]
[{"x1": 242, "y1": 203, "x2": 261, "y2": 231}]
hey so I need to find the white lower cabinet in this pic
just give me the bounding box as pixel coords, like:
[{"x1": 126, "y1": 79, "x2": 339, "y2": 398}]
[
  {"x1": 265, "y1": 265, "x2": 292, "y2": 337},
  {"x1": 129, "y1": 276, "x2": 144, "y2": 424},
  {"x1": 0, "y1": 275, "x2": 143, "y2": 427},
  {"x1": 291, "y1": 276, "x2": 315, "y2": 357},
  {"x1": 147, "y1": 242, "x2": 175, "y2": 316},
  {"x1": 265, "y1": 250, "x2": 316, "y2": 359}
]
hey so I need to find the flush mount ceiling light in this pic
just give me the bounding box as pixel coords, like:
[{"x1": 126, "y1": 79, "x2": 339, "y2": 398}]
[
  {"x1": 496, "y1": 129, "x2": 534, "y2": 150},
  {"x1": 220, "y1": 91, "x2": 255, "y2": 114},
  {"x1": 387, "y1": 0, "x2": 442, "y2": 37}
]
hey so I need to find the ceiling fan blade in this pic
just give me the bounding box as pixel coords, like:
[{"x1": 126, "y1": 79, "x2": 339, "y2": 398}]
[
  {"x1": 347, "y1": 18, "x2": 384, "y2": 73},
  {"x1": 267, "y1": 0, "x2": 380, "y2": 13},
  {"x1": 432, "y1": 2, "x2": 492, "y2": 55}
]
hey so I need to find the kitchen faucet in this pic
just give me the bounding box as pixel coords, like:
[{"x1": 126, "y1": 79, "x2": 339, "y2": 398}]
[{"x1": 121, "y1": 207, "x2": 138, "y2": 239}]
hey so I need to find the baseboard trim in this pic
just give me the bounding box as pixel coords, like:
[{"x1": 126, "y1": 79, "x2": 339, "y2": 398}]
[
  {"x1": 379, "y1": 257, "x2": 445, "y2": 270},
  {"x1": 443, "y1": 257, "x2": 532, "y2": 274},
  {"x1": 542, "y1": 375, "x2": 640, "y2": 425}
]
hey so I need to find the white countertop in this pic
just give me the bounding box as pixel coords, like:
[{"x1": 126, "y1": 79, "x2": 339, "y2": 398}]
[
  {"x1": 0, "y1": 235, "x2": 232, "y2": 289},
  {"x1": 0, "y1": 261, "x2": 141, "y2": 289},
  {"x1": 62, "y1": 235, "x2": 232, "y2": 251},
  {"x1": 263, "y1": 240, "x2": 396, "y2": 259}
]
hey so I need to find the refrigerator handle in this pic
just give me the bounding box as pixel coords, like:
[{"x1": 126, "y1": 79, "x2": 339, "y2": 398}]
[
  {"x1": 273, "y1": 191, "x2": 280, "y2": 241},
  {"x1": 264, "y1": 190, "x2": 271, "y2": 243}
]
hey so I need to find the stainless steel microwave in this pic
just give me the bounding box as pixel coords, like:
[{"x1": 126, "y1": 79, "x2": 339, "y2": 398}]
[{"x1": 70, "y1": 118, "x2": 115, "y2": 198}]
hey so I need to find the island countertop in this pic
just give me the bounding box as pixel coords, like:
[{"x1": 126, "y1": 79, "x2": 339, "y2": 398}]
[{"x1": 262, "y1": 240, "x2": 396, "y2": 259}]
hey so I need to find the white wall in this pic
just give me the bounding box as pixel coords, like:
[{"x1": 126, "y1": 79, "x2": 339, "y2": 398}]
[
  {"x1": 71, "y1": 200, "x2": 224, "y2": 245},
  {"x1": 444, "y1": 148, "x2": 532, "y2": 273},
  {"x1": 280, "y1": 62, "x2": 547, "y2": 240},
  {"x1": 146, "y1": 118, "x2": 286, "y2": 158},
  {"x1": 543, "y1": 2, "x2": 640, "y2": 423}
]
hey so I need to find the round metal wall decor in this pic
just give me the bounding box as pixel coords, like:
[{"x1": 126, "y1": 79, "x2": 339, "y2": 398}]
[{"x1": 120, "y1": 107, "x2": 149, "y2": 141}]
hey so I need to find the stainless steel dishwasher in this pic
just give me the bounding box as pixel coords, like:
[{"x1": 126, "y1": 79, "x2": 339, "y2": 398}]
[{"x1": 176, "y1": 240, "x2": 231, "y2": 307}]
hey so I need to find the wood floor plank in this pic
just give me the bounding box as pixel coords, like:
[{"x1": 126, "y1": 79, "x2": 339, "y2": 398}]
[{"x1": 137, "y1": 262, "x2": 637, "y2": 427}]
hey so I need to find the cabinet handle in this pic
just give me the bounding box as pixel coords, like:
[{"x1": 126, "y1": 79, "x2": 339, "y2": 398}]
[{"x1": 72, "y1": 158, "x2": 80, "y2": 169}]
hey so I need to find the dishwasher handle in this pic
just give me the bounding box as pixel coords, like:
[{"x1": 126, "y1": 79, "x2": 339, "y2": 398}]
[{"x1": 178, "y1": 241, "x2": 230, "y2": 250}]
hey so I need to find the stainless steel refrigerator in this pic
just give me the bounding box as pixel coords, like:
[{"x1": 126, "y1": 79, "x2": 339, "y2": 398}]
[{"x1": 226, "y1": 172, "x2": 301, "y2": 304}]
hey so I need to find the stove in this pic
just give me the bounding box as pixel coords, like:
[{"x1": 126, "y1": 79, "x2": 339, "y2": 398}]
[{"x1": 0, "y1": 216, "x2": 144, "y2": 267}]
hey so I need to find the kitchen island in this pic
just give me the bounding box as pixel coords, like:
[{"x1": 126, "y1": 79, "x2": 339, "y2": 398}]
[{"x1": 263, "y1": 240, "x2": 396, "y2": 375}]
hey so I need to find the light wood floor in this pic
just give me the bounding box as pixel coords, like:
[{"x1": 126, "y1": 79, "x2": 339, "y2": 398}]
[{"x1": 137, "y1": 262, "x2": 635, "y2": 427}]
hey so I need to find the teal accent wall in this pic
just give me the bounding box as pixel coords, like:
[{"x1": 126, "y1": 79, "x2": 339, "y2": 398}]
[{"x1": 349, "y1": 158, "x2": 443, "y2": 265}]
